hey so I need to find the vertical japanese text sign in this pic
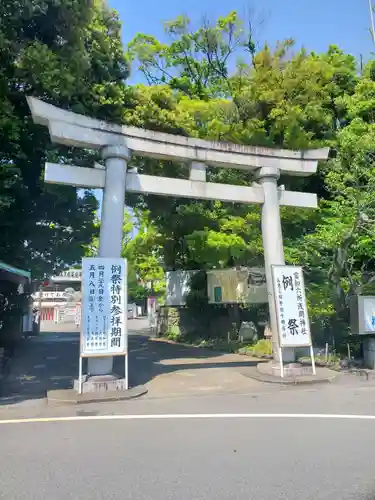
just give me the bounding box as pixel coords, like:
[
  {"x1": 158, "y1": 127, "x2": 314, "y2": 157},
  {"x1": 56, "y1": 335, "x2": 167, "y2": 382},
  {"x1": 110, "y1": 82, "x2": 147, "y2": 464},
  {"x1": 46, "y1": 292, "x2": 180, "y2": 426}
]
[
  {"x1": 81, "y1": 258, "x2": 127, "y2": 357},
  {"x1": 147, "y1": 296, "x2": 157, "y2": 328},
  {"x1": 271, "y1": 265, "x2": 311, "y2": 348}
]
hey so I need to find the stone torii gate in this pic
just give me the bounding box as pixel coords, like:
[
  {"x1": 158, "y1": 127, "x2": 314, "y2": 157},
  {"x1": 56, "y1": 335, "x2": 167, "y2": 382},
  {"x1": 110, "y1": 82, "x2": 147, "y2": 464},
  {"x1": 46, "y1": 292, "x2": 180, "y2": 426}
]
[{"x1": 27, "y1": 97, "x2": 329, "y2": 381}]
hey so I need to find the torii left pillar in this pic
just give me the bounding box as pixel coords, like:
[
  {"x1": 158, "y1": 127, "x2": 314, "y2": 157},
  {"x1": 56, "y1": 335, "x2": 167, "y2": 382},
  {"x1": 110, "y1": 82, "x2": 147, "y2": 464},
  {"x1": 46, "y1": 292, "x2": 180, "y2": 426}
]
[{"x1": 88, "y1": 144, "x2": 129, "y2": 377}]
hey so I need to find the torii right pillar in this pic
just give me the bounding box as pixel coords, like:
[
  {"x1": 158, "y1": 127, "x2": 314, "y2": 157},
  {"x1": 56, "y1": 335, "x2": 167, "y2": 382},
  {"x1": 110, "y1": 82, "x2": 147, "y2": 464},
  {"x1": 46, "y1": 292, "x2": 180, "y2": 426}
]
[{"x1": 256, "y1": 166, "x2": 292, "y2": 362}]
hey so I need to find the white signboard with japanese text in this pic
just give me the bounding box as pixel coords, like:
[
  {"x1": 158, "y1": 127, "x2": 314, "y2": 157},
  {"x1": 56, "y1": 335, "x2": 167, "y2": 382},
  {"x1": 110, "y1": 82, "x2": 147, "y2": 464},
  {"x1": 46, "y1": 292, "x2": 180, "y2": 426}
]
[
  {"x1": 81, "y1": 258, "x2": 127, "y2": 357},
  {"x1": 207, "y1": 267, "x2": 267, "y2": 304},
  {"x1": 350, "y1": 295, "x2": 375, "y2": 335},
  {"x1": 51, "y1": 269, "x2": 82, "y2": 282},
  {"x1": 147, "y1": 296, "x2": 157, "y2": 328},
  {"x1": 272, "y1": 265, "x2": 311, "y2": 348},
  {"x1": 165, "y1": 270, "x2": 197, "y2": 306}
]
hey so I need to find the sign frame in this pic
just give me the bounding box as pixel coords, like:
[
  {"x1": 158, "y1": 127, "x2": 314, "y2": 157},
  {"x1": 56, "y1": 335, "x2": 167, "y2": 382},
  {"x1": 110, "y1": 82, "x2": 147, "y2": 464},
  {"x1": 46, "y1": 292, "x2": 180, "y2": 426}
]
[
  {"x1": 350, "y1": 295, "x2": 375, "y2": 335},
  {"x1": 80, "y1": 257, "x2": 128, "y2": 358},
  {"x1": 147, "y1": 296, "x2": 157, "y2": 331},
  {"x1": 207, "y1": 267, "x2": 268, "y2": 305},
  {"x1": 271, "y1": 264, "x2": 316, "y2": 377}
]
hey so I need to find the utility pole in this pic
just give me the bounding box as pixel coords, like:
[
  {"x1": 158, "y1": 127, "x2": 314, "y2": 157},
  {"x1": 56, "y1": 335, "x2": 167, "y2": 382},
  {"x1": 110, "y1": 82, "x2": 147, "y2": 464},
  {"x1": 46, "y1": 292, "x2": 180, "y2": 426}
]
[{"x1": 369, "y1": 0, "x2": 375, "y2": 43}]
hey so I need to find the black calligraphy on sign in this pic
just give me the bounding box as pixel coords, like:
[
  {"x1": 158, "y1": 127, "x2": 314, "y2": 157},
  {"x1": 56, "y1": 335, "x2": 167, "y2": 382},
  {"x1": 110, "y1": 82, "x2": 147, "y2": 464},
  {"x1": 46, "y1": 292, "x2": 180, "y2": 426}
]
[
  {"x1": 98, "y1": 265, "x2": 107, "y2": 349},
  {"x1": 282, "y1": 275, "x2": 294, "y2": 291},
  {"x1": 111, "y1": 337, "x2": 121, "y2": 348},
  {"x1": 85, "y1": 262, "x2": 110, "y2": 352},
  {"x1": 85, "y1": 316, "x2": 91, "y2": 349},
  {"x1": 85, "y1": 264, "x2": 96, "y2": 350},
  {"x1": 276, "y1": 277, "x2": 287, "y2": 338},
  {"x1": 293, "y1": 271, "x2": 307, "y2": 334},
  {"x1": 287, "y1": 318, "x2": 299, "y2": 336},
  {"x1": 97, "y1": 265, "x2": 105, "y2": 314},
  {"x1": 111, "y1": 315, "x2": 121, "y2": 326},
  {"x1": 109, "y1": 263, "x2": 123, "y2": 349},
  {"x1": 88, "y1": 264, "x2": 96, "y2": 314}
]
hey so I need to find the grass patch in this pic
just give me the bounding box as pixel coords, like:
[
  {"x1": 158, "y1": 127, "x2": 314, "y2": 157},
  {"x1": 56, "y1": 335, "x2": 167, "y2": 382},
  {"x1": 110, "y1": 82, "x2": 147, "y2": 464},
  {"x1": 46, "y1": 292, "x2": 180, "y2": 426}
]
[
  {"x1": 243, "y1": 339, "x2": 273, "y2": 358},
  {"x1": 298, "y1": 354, "x2": 341, "y2": 368},
  {"x1": 163, "y1": 330, "x2": 272, "y2": 358}
]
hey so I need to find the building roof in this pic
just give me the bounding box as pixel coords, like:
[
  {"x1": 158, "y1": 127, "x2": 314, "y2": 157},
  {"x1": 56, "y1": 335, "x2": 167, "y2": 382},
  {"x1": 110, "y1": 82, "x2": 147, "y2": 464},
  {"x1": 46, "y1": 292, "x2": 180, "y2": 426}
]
[{"x1": 0, "y1": 260, "x2": 31, "y2": 284}]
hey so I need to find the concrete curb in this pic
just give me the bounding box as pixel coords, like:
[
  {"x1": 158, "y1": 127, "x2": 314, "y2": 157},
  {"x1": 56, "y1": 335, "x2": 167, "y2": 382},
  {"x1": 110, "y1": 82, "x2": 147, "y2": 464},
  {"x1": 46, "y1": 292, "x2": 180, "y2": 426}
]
[
  {"x1": 47, "y1": 385, "x2": 148, "y2": 406},
  {"x1": 243, "y1": 364, "x2": 337, "y2": 385}
]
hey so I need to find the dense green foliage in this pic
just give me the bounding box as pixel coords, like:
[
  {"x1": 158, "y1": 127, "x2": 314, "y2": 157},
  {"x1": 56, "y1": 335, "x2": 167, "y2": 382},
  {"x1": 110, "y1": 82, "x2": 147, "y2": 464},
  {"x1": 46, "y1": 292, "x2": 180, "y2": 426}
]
[
  {"x1": 84, "y1": 210, "x2": 164, "y2": 302},
  {"x1": 0, "y1": 0, "x2": 128, "y2": 278},
  {"x1": 125, "y1": 12, "x2": 375, "y2": 346},
  {"x1": 0, "y1": 0, "x2": 129, "y2": 338}
]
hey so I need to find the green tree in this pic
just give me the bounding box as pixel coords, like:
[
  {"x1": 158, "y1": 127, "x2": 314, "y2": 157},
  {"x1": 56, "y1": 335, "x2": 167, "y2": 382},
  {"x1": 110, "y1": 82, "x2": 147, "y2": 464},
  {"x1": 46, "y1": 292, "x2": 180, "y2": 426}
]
[
  {"x1": 289, "y1": 98, "x2": 375, "y2": 337},
  {"x1": 121, "y1": 210, "x2": 165, "y2": 298},
  {"x1": 87, "y1": 209, "x2": 165, "y2": 302},
  {"x1": 0, "y1": 0, "x2": 129, "y2": 278},
  {"x1": 128, "y1": 12, "x2": 249, "y2": 100},
  {"x1": 127, "y1": 15, "x2": 358, "y2": 270},
  {"x1": 126, "y1": 12, "x2": 373, "y2": 346}
]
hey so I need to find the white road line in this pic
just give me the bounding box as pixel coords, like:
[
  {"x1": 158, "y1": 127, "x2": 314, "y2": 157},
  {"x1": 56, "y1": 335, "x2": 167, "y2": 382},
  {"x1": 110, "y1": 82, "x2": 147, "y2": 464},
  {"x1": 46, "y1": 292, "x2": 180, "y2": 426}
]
[{"x1": 2, "y1": 413, "x2": 375, "y2": 425}]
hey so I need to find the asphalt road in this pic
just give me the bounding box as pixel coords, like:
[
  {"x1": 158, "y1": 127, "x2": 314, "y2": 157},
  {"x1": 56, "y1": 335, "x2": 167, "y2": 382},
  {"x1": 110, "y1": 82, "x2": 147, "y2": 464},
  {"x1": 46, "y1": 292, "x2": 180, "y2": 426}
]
[
  {"x1": 3, "y1": 321, "x2": 375, "y2": 499},
  {"x1": 2, "y1": 394, "x2": 375, "y2": 500}
]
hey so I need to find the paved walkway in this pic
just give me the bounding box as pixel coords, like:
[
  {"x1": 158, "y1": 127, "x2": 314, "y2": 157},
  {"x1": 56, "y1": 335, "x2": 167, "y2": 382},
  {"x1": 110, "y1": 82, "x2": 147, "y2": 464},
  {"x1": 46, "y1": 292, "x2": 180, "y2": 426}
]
[
  {"x1": 130, "y1": 336, "x2": 264, "y2": 398},
  {"x1": 0, "y1": 319, "x2": 267, "y2": 408}
]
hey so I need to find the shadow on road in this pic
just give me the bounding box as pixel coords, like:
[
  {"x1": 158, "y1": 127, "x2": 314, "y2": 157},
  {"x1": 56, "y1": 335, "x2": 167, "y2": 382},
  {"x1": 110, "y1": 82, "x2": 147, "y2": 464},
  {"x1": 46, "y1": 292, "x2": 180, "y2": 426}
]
[
  {"x1": 0, "y1": 333, "x2": 79, "y2": 406},
  {"x1": 0, "y1": 325, "x2": 259, "y2": 406},
  {"x1": 127, "y1": 334, "x2": 259, "y2": 387}
]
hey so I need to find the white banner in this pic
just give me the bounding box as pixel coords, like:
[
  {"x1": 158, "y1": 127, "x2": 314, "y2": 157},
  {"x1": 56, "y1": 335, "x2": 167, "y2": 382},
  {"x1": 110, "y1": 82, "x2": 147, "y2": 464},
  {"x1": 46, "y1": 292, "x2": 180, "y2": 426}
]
[
  {"x1": 272, "y1": 265, "x2": 311, "y2": 348},
  {"x1": 165, "y1": 270, "x2": 197, "y2": 306},
  {"x1": 51, "y1": 269, "x2": 82, "y2": 282},
  {"x1": 81, "y1": 258, "x2": 127, "y2": 357},
  {"x1": 147, "y1": 296, "x2": 157, "y2": 328},
  {"x1": 32, "y1": 291, "x2": 66, "y2": 299}
]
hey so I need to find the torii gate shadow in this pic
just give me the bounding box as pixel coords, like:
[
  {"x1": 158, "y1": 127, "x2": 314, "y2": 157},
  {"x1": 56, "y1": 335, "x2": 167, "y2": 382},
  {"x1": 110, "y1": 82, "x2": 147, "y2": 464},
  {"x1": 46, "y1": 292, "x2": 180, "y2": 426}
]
[
  {"x1": 0, "y1": 328, "x2": 263, "y2": 406},
  {"x1": 123, "y1": 332, "x2": 262, "y2": 389}
]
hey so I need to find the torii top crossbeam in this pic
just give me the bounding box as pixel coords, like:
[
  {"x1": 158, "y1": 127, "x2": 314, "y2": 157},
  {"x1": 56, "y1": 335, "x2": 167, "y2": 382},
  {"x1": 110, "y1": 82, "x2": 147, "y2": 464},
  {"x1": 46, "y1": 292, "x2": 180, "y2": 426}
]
[{"x1": 27, "y1": 97, "x2": 328, "y2": 176}]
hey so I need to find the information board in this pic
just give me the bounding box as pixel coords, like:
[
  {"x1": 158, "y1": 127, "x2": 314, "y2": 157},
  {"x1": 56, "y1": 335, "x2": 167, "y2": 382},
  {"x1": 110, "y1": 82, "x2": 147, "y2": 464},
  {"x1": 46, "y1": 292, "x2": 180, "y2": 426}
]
[
  {"x1": 207, "y1": 267, "x2": 268, "y2": 304},
  {"x1": 147, "y1": 296, "x2": 157, "y2": 328},
  {"x1": 272, "y1": 265, "x2": 311, "y2": 348},
  {"x1": 81, "y1": 258, "x2": 127, "y2": 357}
]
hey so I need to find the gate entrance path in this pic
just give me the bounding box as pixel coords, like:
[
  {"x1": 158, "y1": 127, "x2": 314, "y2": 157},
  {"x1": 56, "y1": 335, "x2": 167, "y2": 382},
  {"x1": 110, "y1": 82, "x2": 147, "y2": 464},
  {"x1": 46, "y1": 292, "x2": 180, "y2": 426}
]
[{"x1": 1, "y1": 319, "x2": 268, "y2": 411}]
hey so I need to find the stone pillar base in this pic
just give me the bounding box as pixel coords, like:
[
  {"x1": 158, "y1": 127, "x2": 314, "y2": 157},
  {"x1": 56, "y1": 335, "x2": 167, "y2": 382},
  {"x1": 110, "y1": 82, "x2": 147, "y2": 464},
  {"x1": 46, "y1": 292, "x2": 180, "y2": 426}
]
[
  {"x1": 259, "y1": 361, "x2": 314, "y2": 378},
  {"x1": 74, "y1": 374, "x2": 128, "y2": 393},
  {"x1": 270, "y1": 362, "x2": 313, "y2": 378}
]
